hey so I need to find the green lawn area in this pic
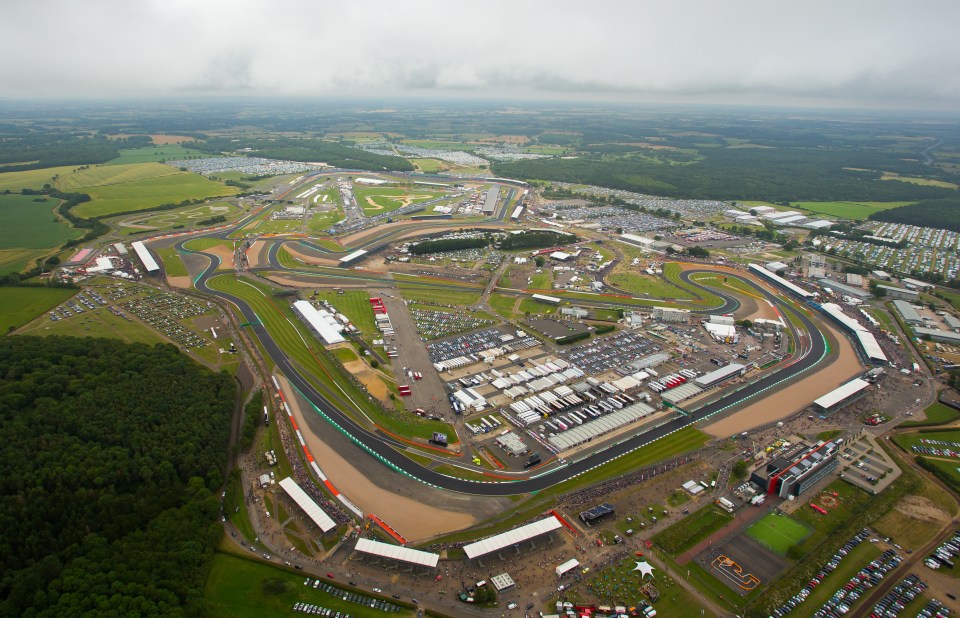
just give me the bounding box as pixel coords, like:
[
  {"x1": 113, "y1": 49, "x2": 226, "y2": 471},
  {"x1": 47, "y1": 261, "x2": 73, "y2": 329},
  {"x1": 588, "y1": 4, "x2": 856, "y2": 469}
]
[
  {"x1": 395, "y1": 283, "x2": 482, "y2": 305},
  {"x1": 55, "y1": 162, "x2": 179, "y2": 190},
  {"x1": 791, "y1": 201, "x2": 911, "y2": 220},
  {"x1": 900, "y1": 402, "x2": 960, "y2": 427},
  {"x1": 332, "y1": 346, "x2": 358, "y2": 363},
  {"x1": 411, "y1": 158, "x2": 446, "y2": 172},
  {"x1": 156, "y1": 247, "x2": 189, "y2": 277},
  {"x1": 252, "y1": 217, "x2": 303, "y2": 234},
  {"x1": 529, "y1": 270, "x2": 552, "y2": 290},
  {"x1": 744, "y1": 512, "x2": 811, "y2": 556},
  {"x1": 518, "y1": 297, "x2": 557, "y2": 314},
  {"x1": 489, "y1": 293, "x2": 518, "y2": 319},
  {"x1": 653, "y1": 505, "x2": 733, "y2": 556},
  {"x1": 791, "y1": 479, "x2": 870, "y2": 552},
  {"x1": 112, "y1": 200, "x2": 239, "y2": 232},
  {"x1": 917, "y1": 456, "x2": 960, "y2": 494},
  {"x1": 931, "y1": 288, "x2": 960, "y2": 312},
  {"x1": 204, "y1": 552, "x2": 414, "y2": 618},
  {"x1": 311, "y1": 290, "x2": 377, "y2": 336},
  {"x1": 307, "y1": 206, "x2": 343, "y2": 233},
  {"x1": 866, "y1": 306, "x2": 896, "y2": 332},
  {"x1": 184, "y1": 237, "x2": 234, "y2": 251},
  {"x1": 607, "y1": 271, "x2": 694, "y2": 299},
  {"x1": 571, "y1": 555, "x2": 710, "y2": 616},
  {"x1": 892, "y1": 428, "x2": 960, "y2": 453},
  {"x1": 15, "y1": 303, "x2": 166, "y2": 346},
  {"x1": 107, "y1": 145, "x2": 212, "y2": 165},
  {"x1": 0, "y1": 286, "x2": 77, "y2": 332}
]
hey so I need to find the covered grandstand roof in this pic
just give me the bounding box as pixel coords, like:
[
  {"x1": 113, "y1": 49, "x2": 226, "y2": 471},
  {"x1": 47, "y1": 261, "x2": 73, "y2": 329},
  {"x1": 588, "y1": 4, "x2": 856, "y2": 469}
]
[
  {"x1": 353, "y1": 538, "x2": 439, "y2": 568},
  {"x1": 814, "y1": 378, "x2": 870, "y2": 410},
  {"x1": 854, "y1": 331, "x2": 887, "y2": 363},
  {"x1": 463, "y1": 516, "x2": 562, "y2": 559},
  {"x1": 748, "y1": 263, "x2": 814, "y2": 299},
  {"x1": 547, "y1": 403, "x2": 656, "y2": 452},
  {"x1": 339, "y1": 249, "x2": 368, "y2": 264},
  {"x1": 131, "y1": 241, "x2": 159, "y2": 272},
  {"x1": 292, "y1": 300, "x2": 346, "y2": 345},
  {"x1": 694, "y1": 363, "x2": 745, "y2": 388},
  {"x1": 278, "y1": 477, "x2": 337, "y2": 532}
]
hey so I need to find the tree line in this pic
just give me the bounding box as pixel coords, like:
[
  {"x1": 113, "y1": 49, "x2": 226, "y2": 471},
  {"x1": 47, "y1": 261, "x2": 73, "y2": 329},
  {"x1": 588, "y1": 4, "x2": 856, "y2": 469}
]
[{"x1": 0, "y1": 336, "x2": 234, "y2": 616}]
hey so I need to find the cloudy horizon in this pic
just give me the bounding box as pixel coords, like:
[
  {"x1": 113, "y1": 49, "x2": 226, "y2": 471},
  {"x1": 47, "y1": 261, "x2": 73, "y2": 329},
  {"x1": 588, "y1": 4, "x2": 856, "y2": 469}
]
[{"x1": 2, "y1": 0, "x2": 958, "y2": 110}]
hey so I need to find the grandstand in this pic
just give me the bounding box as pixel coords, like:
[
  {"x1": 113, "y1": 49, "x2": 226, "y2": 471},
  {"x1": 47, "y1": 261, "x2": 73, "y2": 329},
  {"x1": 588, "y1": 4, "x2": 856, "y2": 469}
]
[
  {"x1": 278, "y1": 477, "x2": 337, "y2": 533},
  {"x1": 747, "y1": 263, "x2": 814, "y2": 299},
  {"x1": 463, "y1": 515, "x2": 562, "y2": 560},
  {"x1": 352, "y1": 538, "x2": 439, "y2": 570}
]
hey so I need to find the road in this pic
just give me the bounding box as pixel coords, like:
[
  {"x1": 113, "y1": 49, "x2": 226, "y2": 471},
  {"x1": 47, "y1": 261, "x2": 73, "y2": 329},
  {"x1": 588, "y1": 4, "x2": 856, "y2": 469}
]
[{"x1": 190, "y1": 251, "x2": 830, "y2": 495}]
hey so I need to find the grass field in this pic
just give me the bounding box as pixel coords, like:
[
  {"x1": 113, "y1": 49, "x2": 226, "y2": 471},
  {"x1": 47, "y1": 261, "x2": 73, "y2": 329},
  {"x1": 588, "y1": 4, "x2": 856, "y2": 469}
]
[
  {"x1": 16, "y1": 303, "x2": 166, "y2": 346},
  {"x1": 71, "y1": 171, "x2": 239, "y2": 218},
  {"x1": 107, "y1": 145, "x2": 212, "y2": 165},
  {"x1": 204, "y1": 552, "x2": 413, "y2": 618},
  {"x1": 744, "y1": 512, "x2": 811, "y2": 555},
  {"x1": 893, "y1": 428, "x2": 960, "y2": 453},
  {"x1": 518, "y1": 297, "x2": 557, "y2": 315},
  {"x1": 880, "y1": 172, "x2": 959, "y2": 189},
  {"x1": 0, "y1": 194, "x2": 80, "y2": 273},
  {"x1": 0, "y1": 165, "x2": 81, "y2": 191},
  {"x1": 0, "y1": 286, "x2": 77, "y2": 332},
  {"x1": 792, "y1": 479, "x2": 870, "y2": 552},
  {"x1": 489, "y1": 293, "x2": 518, "y2": 319},
  {"x1": 55, "y1": 162, "x2": 179, "y2": 190},
  {"x1": 156, "y1": 247, "x2": 189, "y2": 277},
  {"x1": 653, "y1": 505, "x2": 733, "y2": 556},
  {"x1": 900, "y1": 402, "x2": 960, "y2": 427},
  {"x1": 529, "y1": 270, "x2": 552, "y2": 290},
  {"x1": 310, "y1": 290, "x2": 377, "y2": 336},
  {"x1": 395, "y1": 282, "x2": 482, "y2": 306},
  {"x1": 410, "y1": 158, "x2": 446, "y2": 172},
  {"x1": 573, "y1": 555, "x2": 710, "y2": 616},
  {"x1": 352, "y1": 187, "x2": 440, "y2": 214},
  {"x1": 184, "y1": 237, "x2": 234, "y2": 251},
  {"x1": 607, "y1": 271, "x2": 694, "y2": 299},
  {"x1": 791, "y1": 201, "x2": 911, "y2": 220}
]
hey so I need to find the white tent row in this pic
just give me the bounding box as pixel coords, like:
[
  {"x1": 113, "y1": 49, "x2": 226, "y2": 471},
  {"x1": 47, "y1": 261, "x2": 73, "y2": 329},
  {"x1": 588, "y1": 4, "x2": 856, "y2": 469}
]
[
  {"x1": 354, "y1": 538, "x2": 439, "y2": 568},
  {"x1": 463, "y1": 516, "x2": 563, "y2": 560},
  {"x1": 547, "y1": 402, "x2": 656, "y2": 451}
]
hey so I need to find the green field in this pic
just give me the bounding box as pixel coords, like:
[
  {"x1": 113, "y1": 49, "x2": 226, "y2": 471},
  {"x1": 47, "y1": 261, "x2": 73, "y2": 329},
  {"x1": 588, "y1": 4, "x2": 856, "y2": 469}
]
[
  {"x1": 16, "y1": 304, "x2": 168, "y2": 346},
  {"x1": 353, "y1": 187, "x2": 440, "y2": 214},
  {"x1": 744, "y1": 512, "x2": 811, "y2": 555},
  {"x1": 107, "y1": 145, "x2": 212, "y2": 165},
  {"x1": 204, "y1": 552, "x2": 413, "y2": 618},
  {"x1": 893, "y1": 428, "x2": 960, "y2": 453},
  {"x1": 607, "y1": 271, "x2": 694, "y2": 299},
  {"x1": 0, "y1": 194, "x2": 81, "y2": 273},
  {"x1": 71, "y1": 172, "x2": 239, "y2": 218},
  {"x1": 0, "y1": 165, "x2": 81, "y2": 191},
  {"x1": 184, "y1": 237, "x2": 234, "y2": 251},
  {"x1": 518, "y1": 297, "x2": 557, "y2": 314},
  {"x1": 489, "y1": 293, "x2": 518, "y2": 319},
  {"x1": 791, "y1": 201, "x2": 911, "y2": 220},
  {"x1": 395, "y1": 282, "x2": 482, "y2": 305},
  {"x1": 311, "y1": 290, "x2": 377, "y2": 336},
  {"x1": 653, "y1": 505, "x2": 733, "y2": 556},
  {"x1": 0, "y1": 286, "x2": 77, "y2": 332},
  {"x1": 573, "y1": 555, "x2": 710, "y2": 616},
  {"x1": 792, "y1": 479, "x2": 870, "y2": 551},
  {"x1": 410, "y1": 158, "x2": 446, "y2": 172},
  {"x1": 156, "y1": 247, "x2": 189, "y2": 277},
  {"x1": 529, "y1": 270, "x2": 552, "y2": 289},
  {"x1": 900, "y1": 402, "x2": 960, "y2": 427},
  {"x1": 55, "y1": 162, "x2": 180, "y2": 190}
]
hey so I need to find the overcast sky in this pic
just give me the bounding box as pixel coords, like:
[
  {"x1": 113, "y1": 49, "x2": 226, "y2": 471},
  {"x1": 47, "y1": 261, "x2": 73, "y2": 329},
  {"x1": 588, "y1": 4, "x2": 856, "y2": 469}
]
[{"x1": 2, "y1": 0, "x2": 958, "y2": 109}]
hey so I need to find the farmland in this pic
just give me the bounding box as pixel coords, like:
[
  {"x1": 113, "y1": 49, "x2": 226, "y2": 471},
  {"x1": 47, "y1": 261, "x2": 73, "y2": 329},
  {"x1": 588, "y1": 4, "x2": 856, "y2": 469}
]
[
  {"x1": 70, "y1": 170, "x2": 239, "y2": 218},
  {"x1": 0, "y1": 194, "x2": 80, "y2": 273},
  {"x1": 0, "y1": 286, "x2": 77, "y2": 332},
  {"x1": 111, "y1": 200, "x2": 240, "y2": 232},
  {"x1": 0, "y1": 165, "x2": 82, "y2": 191},
  {"x1": 54, "y1": 162, "x2": 180, "y2": 191},
  {"x1": 791, "y1": 201, "x2": 911, "y2": 220},
  {"x1": 107, "y1": 145, "x2": 212, "y2": 165}
]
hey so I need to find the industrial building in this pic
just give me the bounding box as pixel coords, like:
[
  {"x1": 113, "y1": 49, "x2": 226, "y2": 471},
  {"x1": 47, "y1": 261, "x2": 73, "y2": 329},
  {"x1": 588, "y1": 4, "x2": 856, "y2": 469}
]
[
  {"x1": 818, "y1": 278, "x2": 872, "y2": 299},
  {"x1": 766, "y1": 261, "x2": 790, "y2": 273},
  {"x1": 560, "y1": 307, "x2": 589, "y2": 318},
  {"x1": 813, "y1": 378, "x2": 871, "y2": 413},
  {"x1": 901, "y1": 277, "x2": 933, "y2": 291},
  {"x1": 694, "y1": 363, "x2": 745, "y2": 388},
  {"x1": 751, "y1": 441, "x2": 839, "y2": 498},
  {"x1": 944, "y1": 314, "x2": 960, "y2": 330},
  {"x1": 872, "y1": 270, "x2": 891, "y2": 281},
  {"x1": 914, "y1": 327, "x2": 960, "y2": 344},
  {"x1": 748, "y1": 263, "x2": 815, "y2": 300},
  {"x1": 891, "y1": 300, "x2": 923, "y2": 325},
  {"x1": 292, "y1": 300, "x2": 346, "y2": 345},
  {"x1": 653, "y1": 307, "x2": 690, "y2": 324},
  {"x1": 704, "y1": 314, "x2": 738, "y2": 343},
  {"x1": 876, "y1": 284, "x2": 918, "y2": 301},
  {"x1": 846, "y1": 273, "x2": 864, "y2": 286}
]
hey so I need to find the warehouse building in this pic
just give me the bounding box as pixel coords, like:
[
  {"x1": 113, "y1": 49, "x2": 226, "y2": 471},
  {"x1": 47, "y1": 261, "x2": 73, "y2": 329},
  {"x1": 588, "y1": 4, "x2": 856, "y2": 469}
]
[
  {"x1": 813, "y1": 378, "x2": 871, "y2": 413},
  {"x1": 694, "y1": 363, "x2": 745, "y2": 388},
  {"x1": 876, "y1": 284, "x2": 919, "y2": 301},
  {"x1": 872, "y1": 270, "x2": 891, "y2": 281},
  {"x1": 892, "y1": 300, "x2": 923, "y2": 325},
  {"x1": 944, "y1": 314, "x2": 960, "y2": 330},
  {"x1": 901, "y1": 277, "x2": 933, "y2": 291},
  {"x1": 751, "y1": 440, "x2": 839, "y2": 498},
  {"x1": 914, "y1": 327, "x2": 960, "y2": 344}
]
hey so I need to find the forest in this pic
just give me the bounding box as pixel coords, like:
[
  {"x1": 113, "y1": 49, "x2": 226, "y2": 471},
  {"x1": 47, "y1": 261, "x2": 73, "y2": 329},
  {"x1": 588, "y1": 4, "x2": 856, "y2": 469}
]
[
  {"x1": 0, "y1": 129, "x2": 129, "y2": 171},
  {"x1": 408, "y1": 237, "x2": 488, "y2": 255},
  {"x1": 868, "y1": 197, "x2": 960, "y2": 231},
  {"x1": 196, "y1": 136, "x2": 413, "y2": 171},
  {"x1": 500, "y1": 230, "x2": 578, "y2": 250},
  {"x1": 0, "y1": 336, "x2": 235, "y2": 616}
]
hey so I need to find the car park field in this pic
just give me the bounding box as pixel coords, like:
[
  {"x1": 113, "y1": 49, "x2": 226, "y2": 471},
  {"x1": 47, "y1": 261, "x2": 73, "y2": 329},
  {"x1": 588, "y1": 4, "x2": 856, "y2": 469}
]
[{"x1": 791, "y1": 201, "x2": 910, "y2": 220}]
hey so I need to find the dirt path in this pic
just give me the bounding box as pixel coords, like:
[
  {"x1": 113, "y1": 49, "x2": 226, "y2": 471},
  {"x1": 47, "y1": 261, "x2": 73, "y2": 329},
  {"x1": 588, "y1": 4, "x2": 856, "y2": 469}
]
[
  {"x1": 703, "y1": 320, "x2": 864, "y2": 437},
  {"x1": 276, "y1": 375, "x2": 510, "y2": 541},
  {"x1": 167, "y1": 275, "x2": 192, "y2": 289}
]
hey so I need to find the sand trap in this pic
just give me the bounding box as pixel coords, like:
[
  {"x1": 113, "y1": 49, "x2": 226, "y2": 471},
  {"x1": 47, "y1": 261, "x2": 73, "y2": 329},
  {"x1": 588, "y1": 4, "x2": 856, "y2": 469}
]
[
  {"x1": 275, "y1": 375, "x2": 480, "y2": 540},
  {"x1": 703, "y1": 320, "x2": 864, "y2": 437},
  {"x1": 167, "y1": 275, "x2": 192, "y2": 289},
  {"x1": 283, "y1": 244, "x2": 340, "y2": 267},
  {"x1": 202, "y1": 244, "x2": 235, "y2": 270},
  {"x1": 343, "y1": 360, "x2": 390, "y2": 402},
  {"x1": 246, "y1": 240, "x2": 268, "y2": 268}
]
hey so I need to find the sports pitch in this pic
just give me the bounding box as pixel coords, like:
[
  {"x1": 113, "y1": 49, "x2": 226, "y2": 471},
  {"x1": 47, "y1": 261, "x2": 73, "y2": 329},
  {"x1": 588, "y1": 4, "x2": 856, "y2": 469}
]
[{"x1": 744, "y1": 511, "x2": 811, "y2": 555}]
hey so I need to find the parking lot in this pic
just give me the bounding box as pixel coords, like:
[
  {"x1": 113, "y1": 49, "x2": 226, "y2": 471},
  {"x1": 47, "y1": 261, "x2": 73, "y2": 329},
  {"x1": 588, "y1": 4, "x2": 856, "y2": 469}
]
[
  {"x1": 426, "y1": 327, "x2": 536, "y2": 364},
  {"x1": 117, "y1": 289, "x2": 210, "y2": 349},
  {"x1": 410, "y1": 307, "x2": 495, "y2": 340}
]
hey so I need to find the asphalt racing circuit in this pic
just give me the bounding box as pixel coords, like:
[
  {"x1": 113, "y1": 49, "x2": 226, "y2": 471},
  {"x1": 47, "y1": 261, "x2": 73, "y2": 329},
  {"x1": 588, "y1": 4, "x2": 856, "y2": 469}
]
[{"x1": 190, "y1": 238, "x2": 829, "y2": 495}]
